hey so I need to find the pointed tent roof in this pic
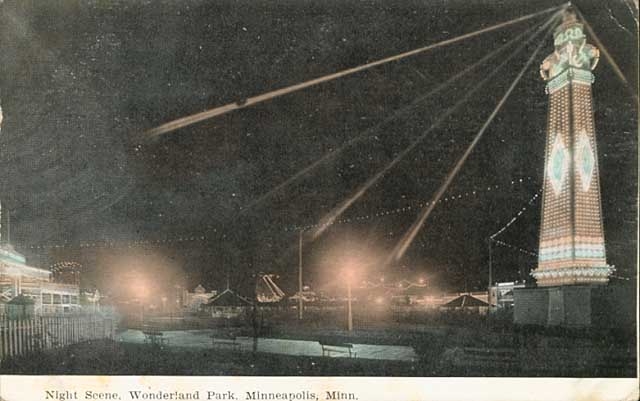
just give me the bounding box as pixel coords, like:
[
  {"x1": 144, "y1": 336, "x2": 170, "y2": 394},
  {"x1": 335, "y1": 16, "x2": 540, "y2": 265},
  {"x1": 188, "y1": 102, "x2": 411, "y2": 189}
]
[
  {"x1": 441, "y1": 294, "x2": 489, "y2": 308},
  {"x1": 207, "y1": 288, "x2": 252, "y2": 307}
]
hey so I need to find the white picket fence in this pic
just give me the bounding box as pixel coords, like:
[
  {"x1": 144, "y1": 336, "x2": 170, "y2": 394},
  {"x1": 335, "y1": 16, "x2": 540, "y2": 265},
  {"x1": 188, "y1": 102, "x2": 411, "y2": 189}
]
[{"x1": 0, "y1": 314, "x2": 117, "y2": 361}]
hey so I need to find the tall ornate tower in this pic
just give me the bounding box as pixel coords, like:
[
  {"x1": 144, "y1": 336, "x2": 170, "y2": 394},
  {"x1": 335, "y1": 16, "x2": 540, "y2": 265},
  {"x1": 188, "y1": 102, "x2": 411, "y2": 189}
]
[{"x1": 531, "y1": 11, "x2": 613, "y2": 287}]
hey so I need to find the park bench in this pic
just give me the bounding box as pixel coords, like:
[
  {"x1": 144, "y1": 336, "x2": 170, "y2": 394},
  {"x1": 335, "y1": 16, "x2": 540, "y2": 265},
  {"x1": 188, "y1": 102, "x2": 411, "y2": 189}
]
[
  {"x1": 319, "y1": 341, "x2": 356, "y2": 358},
  {"x1": 211, "y1": 335, "x2": 241, "y2": 351},
  {"x1": 142, "y1": 329, "x2": 168, "y2": 346}
]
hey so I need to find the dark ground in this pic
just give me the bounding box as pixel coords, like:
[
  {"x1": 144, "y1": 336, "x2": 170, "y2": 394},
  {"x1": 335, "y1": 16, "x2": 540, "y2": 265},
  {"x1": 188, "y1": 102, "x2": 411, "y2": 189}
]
[{"x1": 2, "y1": 312, "x2": 635, "y2": 377}]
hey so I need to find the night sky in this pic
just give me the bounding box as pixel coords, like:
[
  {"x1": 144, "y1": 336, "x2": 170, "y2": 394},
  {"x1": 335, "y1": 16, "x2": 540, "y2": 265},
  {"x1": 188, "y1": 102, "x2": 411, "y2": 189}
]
[{"x1": 0, "y1": 0, "x2": 637, "y2": 297}]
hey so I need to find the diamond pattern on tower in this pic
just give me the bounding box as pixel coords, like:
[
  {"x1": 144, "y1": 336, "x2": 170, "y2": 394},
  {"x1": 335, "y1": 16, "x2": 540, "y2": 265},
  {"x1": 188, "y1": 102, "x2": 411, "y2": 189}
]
[
  {"x1": 577, "y1": 131, "x2": 594, "y2": 191},
  {"x1": 548, "y1": 135, "x2": 568, "y2": 195}
]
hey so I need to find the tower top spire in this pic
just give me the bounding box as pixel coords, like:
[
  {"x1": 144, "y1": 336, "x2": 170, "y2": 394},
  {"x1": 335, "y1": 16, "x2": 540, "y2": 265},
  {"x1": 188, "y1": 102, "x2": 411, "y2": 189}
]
[
  {"x1": 555, "y1": 8, "x2": 580, "y2": 36},
  {"x1": 562, "y1": 8, "x2": 578, "y2": 24},
  {"x1": 540, "y1": 7, "x2": 599, "y2": 84}
]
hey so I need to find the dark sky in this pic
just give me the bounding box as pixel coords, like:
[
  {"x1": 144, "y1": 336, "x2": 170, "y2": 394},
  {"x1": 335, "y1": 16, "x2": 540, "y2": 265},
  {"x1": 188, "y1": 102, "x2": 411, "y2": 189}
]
[{"x1": 0, "y1": 0, "x2": 637, "y2": 296}]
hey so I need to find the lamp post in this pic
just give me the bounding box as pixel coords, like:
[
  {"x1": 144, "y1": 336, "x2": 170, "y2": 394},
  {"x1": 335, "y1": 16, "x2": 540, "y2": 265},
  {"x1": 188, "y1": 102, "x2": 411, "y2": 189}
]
[
  {"x1": 298, "y1": 229, "x2": 304, "y2": 320},
  {"x1": 488, "y1": 237, "x2": 495, "y2": 307},
  {"x1": 488, "y1": 238, "x2": 493, "y2": 288},
  {"x1": 344, "y1": 268, "x2": 356, "y2": 332},
  {"x1": 139, "y1": 299, "x2": 145, "y2": 327},
  {"x1": 347, "y1": 276, "x2": 353, "y2": 332}
]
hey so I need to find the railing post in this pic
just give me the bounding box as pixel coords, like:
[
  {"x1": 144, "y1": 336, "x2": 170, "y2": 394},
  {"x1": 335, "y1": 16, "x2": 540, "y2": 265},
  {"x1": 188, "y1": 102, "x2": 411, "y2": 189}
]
[
  {"x1": 41, "y1": 316, "x2": 45, "y2": 350},
  {"x1": 29, "y1": 317, "x2": 33, "y2": 353},
  {"x1": 8, "y1": 318, "x2": 14, "y2": 358},
  {"x1": 0, "y1": 316, "x2": 4, "y2": 361},
  {"x1": 40, "y1": 316, "x2": 44, "y2": 350},
  {"x1": 25, "y1": 318, "x2": 29, "y2": 354},
  {"x1": 30, "y1": 317, "x2": 34, "y2": 353},
  {"x1": 25, "y1": 318, "x2": 30, "y2": 354},
  {"x1": 14, "y1": 319, "x2": 19, "y2": 356},
  {"x1": 16, "y1": 318, "x2": 22, "y2": 356},
  {"x1": 44, "y1": 316, "x2": 48, "y2": 349},
  {"x1": 48, "y1": 316, "x2": 52, "y2": 349},
  {"x1": 0, "y1": 316, "x2": 5, "y2": 361},
  {"x1": 36, "y1": 316, "x2": 40, "y2": 351},
  {"x1": 56, "y1": 316, "x2": 61, "y2": 348}
]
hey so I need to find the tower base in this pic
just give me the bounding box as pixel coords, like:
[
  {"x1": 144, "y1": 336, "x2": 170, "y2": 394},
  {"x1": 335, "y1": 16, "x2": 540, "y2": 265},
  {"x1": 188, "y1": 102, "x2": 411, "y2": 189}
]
[{"x1": 513, "y1": 284, "x2": 635, "y2": 328}]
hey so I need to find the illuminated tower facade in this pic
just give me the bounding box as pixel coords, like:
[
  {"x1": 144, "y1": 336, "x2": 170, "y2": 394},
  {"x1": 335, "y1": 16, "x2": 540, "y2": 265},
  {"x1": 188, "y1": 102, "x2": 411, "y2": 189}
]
[{"x1": 531, "y1": 11, "x2": 613, "y2": 287}]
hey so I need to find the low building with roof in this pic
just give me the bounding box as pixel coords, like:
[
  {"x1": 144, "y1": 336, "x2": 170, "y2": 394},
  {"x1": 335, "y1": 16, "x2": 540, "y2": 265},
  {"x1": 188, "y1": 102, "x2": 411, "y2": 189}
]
[
  {"x1": 184, "y1": 284, "x2": 217, "y2": 312},
  {"x1": 488, "y1": 281, "x2": 526, "y2": 309},
  {"x1": 440, "y1": 294, "x2": 490, "y2": 314},
  {"x1": 203, "y1": 285, "x2": 252, "y2": 319}
]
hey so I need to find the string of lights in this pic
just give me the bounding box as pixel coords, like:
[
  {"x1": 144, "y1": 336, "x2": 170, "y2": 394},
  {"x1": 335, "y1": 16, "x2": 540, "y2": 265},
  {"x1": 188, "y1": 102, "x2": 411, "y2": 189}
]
[
  {"x1": 490, "y1": 187, "x2": 543, "y2": 240},
  {"x1": 49, "y1": 261, "x2": 82, "y2": 273},
  {"x1": 17, "y1": 178, "x2": 537, "y2": 249},
  {"x1": 486, "y1": 188, "x2": 542, "y2": 259},
  {"x1": 285, "y1": 176, "x2": 535, "y2": 232},
  {"x1": 493, "y1": 239, "x2": 538, "y2": 257},
  {"x1": 610, "y1": 274, "x2": 633, "y2": 281},
  {"x1": 16, "y1": 235, "x2": 208, "y2": 250}
]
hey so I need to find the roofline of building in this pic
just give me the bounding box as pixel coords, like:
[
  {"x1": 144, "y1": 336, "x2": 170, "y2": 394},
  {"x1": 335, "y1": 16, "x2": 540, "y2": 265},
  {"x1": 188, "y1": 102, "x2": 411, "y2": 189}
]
[{"x1": 0, "y1": 261, "x2": 51, "y2": 278}]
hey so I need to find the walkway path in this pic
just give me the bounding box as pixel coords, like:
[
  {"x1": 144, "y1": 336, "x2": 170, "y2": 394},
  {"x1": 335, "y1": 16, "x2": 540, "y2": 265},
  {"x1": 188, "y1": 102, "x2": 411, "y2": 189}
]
[{"x1": 117, "y1": 329, "x2": 417, "y2": 362}]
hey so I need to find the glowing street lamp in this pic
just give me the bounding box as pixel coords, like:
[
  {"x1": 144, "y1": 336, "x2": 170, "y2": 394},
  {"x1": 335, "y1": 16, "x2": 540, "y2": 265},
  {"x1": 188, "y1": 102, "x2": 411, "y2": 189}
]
[{"x1": 344, "y1": 267, "x2": 357, "y2": 332}]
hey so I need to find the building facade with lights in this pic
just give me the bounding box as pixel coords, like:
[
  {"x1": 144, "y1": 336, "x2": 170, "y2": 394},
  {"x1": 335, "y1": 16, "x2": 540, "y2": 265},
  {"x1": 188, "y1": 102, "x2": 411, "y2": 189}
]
[
  {"x1": 184, "y1": 284, "x2": 217, "y2": 312},
  {"x1": 0, "y1": 244, "x2": 80, "y2": 315},
  {"x1": 531, "y1": 11, "x2": 613, "y2": 286}
]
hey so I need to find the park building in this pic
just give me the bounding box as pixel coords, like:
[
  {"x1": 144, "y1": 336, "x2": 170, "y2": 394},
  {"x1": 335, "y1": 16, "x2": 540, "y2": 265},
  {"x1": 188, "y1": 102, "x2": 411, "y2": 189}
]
[
  {"x1": 488, "y1": 281, "x2": 526, "y2": 309},
  {"x1": 204, "y1": 285, "x2": 252, "y2": 319},
  {"x1": 0, "y1": 243, "x2": 80, "y2": 315},
  {"x1": 184, "y1": 284, "x2": 217, "y2": 312}
]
